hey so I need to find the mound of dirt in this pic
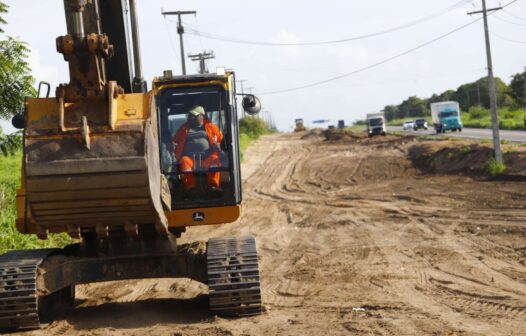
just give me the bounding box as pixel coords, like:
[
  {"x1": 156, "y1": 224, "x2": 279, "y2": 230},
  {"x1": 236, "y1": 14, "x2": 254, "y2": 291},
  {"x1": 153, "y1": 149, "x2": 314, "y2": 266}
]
[
  {"x1": 300, "y1": 129, "x2": 324, "y2": 139},
  {"x1": 323, "y1": 129, "x2": 367, "y2": 141},
  {"x1": 503, "y1": 151, "x2": 526, "y2": 177},
  {"x1": 409, "y1": 142, "x2": 526, "y2": 178},
  {"x1": 409, "y1": 143, "x2": 493, "y2": 175}
]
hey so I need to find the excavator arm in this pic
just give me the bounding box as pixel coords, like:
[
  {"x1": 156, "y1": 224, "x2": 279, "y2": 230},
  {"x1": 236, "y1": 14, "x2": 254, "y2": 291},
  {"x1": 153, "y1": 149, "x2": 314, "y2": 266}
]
[{"x1": 62, "y1": 0, "x2": 146, "y2": 93}]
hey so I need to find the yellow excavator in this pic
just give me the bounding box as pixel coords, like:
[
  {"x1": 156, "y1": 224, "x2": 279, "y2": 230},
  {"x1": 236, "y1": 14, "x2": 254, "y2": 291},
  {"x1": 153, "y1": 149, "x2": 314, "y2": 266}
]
[
  {"x1": 0, "y1": 0, "x2": 262, "y2": 332},
  {"x1": 294, "y1": 118, "x2": 306, "y2": 132}
]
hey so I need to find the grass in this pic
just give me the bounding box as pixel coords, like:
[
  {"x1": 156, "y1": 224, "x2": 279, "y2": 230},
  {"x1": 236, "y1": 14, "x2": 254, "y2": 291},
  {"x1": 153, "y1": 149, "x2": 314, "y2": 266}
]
[
  {"x1": 462, "y1": 107, "x2": 526, "y2": 130},
  {"x1": 0, "y1": 151, "x2": 73, "y2": 254},
  {"x1": 485, "y1": 158, "x2": 507, "y2": 176},
  {"x1": 459, "y1": 146, "x2": 473, "y2": 156},
  {"x1": 239, "y1": 133, "x2": 254, "y2": 161}
]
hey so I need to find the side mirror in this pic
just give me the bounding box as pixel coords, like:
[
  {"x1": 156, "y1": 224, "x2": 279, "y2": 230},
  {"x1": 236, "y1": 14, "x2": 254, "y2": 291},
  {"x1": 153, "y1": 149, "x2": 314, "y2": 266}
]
[
  {"x1": 242, "y1": 95, "x2": 261, "y2": 115},
  {"x1": 12, "y1": 113, "x2": 25, "y2": 129}
]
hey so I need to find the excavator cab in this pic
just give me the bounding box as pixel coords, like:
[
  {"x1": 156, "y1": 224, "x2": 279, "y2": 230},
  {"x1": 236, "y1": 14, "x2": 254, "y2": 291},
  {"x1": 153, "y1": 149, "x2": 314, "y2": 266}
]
[
  {"x1": 153, "y1": 71, "x2": 261, "y2": 232},
  {"x1": 156, "y1": 77, "x2": 241, "y2": 208}
]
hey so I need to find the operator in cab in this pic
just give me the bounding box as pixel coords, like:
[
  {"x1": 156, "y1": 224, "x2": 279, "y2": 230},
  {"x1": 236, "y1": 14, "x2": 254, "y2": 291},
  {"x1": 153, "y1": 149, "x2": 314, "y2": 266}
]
[{"x1": 172, "y1": 105, "x2": 224, "y2": 196}]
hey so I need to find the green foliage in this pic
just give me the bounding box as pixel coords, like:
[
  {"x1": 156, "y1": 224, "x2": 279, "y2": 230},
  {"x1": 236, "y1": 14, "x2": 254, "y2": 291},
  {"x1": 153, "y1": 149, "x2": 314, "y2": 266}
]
[
  {"x1": 0, "y1": 1, "x2": 36, "y2": 119},
  {"x1": 485, "y1": 158, "x2": 506, "y2": 176},
  {"x1": 509, "y1": 67, "x2": 526, "y2": 108},
  {"x1": 239, "y1": 116, "x2": 269, "y2": 139},
  {"x1": 238, "y1": 116, "x2": 271, "y2": 161},
  {"x1": 0, "y1": 2, "x2": 7, "y2": 34},
  {"x1": 383, "y1": 71, "x2": 526, "y2": 125},
  {"x1": 0, "y1": 128, "x2": 22, "y2": 156},
  {"x1": 353, "y1": 119, "x2": 366, "y2": 126},
  {"x1": 461, "y1": 107, "x2": 525, "y2": 130},
  {"x1": 0, "y1": 37, "x2": 36, "y2": 119},
  {"x1": 458, "y1": 146, "x2": 473, "y2": 156},
  {"x1": 0, "y1": 151, "x2": 74, "y2": 254}
]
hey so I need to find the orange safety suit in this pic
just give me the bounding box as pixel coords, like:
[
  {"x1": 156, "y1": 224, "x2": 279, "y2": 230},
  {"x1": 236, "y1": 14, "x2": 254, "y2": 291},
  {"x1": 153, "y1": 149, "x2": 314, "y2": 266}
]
[{"x1": 171, "y1": 119, "x2": 224, "y2": 190}]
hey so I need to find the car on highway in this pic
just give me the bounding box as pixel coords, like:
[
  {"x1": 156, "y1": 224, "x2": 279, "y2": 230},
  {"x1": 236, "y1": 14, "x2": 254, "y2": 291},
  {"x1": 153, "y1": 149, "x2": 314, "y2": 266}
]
[
  {"x1": 414, "y1": 118, "x2": 428, "y2": 130},
  {"x1": 402, "y1": 120, "x2": 415, "y2": 130}
]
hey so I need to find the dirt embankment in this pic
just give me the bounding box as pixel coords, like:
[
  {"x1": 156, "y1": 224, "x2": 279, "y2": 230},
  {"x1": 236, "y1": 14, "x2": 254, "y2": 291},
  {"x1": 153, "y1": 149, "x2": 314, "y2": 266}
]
[{"x1": 14, "y1": 131, "x2": 526, "y2": 336}]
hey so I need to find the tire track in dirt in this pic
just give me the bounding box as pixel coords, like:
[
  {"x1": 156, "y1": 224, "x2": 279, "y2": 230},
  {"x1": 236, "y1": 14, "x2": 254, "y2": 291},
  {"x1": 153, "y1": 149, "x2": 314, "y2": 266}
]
[{"x1": 13, "y1": 132, "x2": 526, "y2": 336}]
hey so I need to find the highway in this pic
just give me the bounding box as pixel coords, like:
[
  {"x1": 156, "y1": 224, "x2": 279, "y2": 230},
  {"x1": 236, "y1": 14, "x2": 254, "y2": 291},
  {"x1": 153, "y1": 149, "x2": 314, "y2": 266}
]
[{"x1": 389, "y1": 126, "x2": 526, "y2": 143}]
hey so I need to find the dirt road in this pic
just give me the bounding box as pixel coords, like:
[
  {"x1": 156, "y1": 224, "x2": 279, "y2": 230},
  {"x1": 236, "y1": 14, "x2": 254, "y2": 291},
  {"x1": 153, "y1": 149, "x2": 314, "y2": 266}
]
[{"x1": 18, "y1": 132, "x2": 526, "y2": 336}]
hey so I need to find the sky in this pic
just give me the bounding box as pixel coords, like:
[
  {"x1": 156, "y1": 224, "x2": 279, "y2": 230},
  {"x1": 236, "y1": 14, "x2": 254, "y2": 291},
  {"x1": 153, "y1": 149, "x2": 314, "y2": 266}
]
[{"x1": 1, "y1": 0, "x2": 526, "y2": 132}]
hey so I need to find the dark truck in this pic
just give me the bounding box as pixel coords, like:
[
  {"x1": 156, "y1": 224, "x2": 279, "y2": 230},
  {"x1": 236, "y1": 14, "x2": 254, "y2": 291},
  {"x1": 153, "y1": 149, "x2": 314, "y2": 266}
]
[{"x1": 414, "y1": 118, "x2": 428, "y2": 130}]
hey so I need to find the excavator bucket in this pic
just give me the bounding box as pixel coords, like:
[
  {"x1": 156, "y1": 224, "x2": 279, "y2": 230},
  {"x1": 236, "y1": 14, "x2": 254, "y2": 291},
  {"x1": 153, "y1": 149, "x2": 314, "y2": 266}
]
[{"x1": 18, "y1": 93, "x2": 169, "y2": 238}]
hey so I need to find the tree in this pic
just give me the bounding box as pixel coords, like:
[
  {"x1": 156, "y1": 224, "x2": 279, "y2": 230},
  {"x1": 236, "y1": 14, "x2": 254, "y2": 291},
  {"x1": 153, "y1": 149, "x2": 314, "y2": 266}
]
[
  {"x1": 383, "y1": 105, "x2": 398, "y2": 121},
  {"x1": 0, "y1": 1, "x2": 36, "y2": 119},
  {"x1": 509, "y1": 68, "x2": 526, "y2": 109},
  {"x1": 239, "y1": 116, "x2": 269, "y2": 139},
  {"x1": 0, "y1": 126, "x2": 22, "y2": 156},
  {"x1": 397, "y1": 96, "x2": 426, "y2": 118}
]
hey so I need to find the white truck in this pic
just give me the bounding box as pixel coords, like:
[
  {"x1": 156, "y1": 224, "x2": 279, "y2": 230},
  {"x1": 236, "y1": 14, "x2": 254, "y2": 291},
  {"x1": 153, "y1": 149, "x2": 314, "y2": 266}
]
[
  {"x1": 366, "y1": 112, "x2": 386, "y2": 137},
  {"x1": 430, "y1": 101, "x2": 462, "y2": 134}
]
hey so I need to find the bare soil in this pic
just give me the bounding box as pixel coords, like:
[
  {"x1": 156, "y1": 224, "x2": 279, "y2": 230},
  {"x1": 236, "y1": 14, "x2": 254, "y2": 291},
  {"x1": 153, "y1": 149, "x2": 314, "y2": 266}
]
[{"x1": 16, "y1": 131, "x2": 526, "y2": 336}]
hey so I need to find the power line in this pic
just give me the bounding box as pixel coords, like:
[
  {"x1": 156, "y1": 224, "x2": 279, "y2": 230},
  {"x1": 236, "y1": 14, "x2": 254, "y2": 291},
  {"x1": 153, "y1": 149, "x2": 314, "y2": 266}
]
[
  {"x1": 478, "y1": 21, "x2": 526, "y2": 43},
  {"x1": 162, "y1": 15, "x2": 180, "y2": 63},
  {"x1": 258, "y1": 21, "x2": 481, "y2": 95},
  {"x1": 257, "y1": 0, "x2": 519, "y2": 96},
  {"x1": 492, "y1": 14, "x2": 526, "y2": 26},
  {"x1": 502, "y1": 8, "x2": 526, "y2": 21},
  {"x1": 185, "y1": 0, "x2": 471, "y2": 47},
  {"x1": 335, "y1": 67, "x2": 486, "y2": 89},
  {"x1": 161, "y1": 10, "x2": 197, "y2": 75},
  {"x1": 490, "y1": 31, "x2": 526, "y2": 43}
]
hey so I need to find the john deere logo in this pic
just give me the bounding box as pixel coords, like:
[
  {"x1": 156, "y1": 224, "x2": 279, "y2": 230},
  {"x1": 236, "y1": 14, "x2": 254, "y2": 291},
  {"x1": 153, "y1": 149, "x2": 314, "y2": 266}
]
[{"x1": 192, "y1": 212, "x2": 205, "y2": 222}]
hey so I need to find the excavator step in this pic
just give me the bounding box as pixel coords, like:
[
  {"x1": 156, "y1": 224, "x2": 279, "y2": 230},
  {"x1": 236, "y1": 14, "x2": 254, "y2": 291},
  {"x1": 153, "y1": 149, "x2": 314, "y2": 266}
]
[
  {"x1": 207, "y1": 236, "x2": 262, "y2": 317},
  {"x1": 0, "y1": 249, "x2": 57, "y2": 332}
]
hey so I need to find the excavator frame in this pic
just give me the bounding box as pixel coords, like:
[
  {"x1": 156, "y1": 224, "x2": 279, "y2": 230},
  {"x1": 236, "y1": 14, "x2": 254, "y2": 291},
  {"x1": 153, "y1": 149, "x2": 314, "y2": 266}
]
[{"x1": 0, "y1": 0, "x2": 262, "y2": 332}]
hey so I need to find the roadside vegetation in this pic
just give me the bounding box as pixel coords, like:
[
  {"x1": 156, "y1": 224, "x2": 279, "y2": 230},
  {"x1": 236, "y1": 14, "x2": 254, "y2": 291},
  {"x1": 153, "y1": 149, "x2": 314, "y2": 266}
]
[
  {"x1": 239, "y1": 116, "x2": 275, "y2": 160},
  {"x1": 0, "y1": 151, "x2": 74, "y2": 254},
  {"x1": 382, "y1": 69, "x2": 526, "y2": 130},
  {"x1": 486, "y1": 158, "x2": 507, "y2": 176}
]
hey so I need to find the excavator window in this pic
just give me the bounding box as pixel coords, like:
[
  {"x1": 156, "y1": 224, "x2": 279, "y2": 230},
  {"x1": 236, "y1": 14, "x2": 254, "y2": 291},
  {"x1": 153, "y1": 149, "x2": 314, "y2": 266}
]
[{"x1": 157, "y1": 85, "x2": 237, "y2": 209}]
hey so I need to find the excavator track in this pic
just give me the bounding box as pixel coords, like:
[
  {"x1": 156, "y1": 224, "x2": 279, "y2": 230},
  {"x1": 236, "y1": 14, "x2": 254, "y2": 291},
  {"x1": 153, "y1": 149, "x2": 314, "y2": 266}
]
[
  {"x1": 207, "y1": 236, "x2": 262, "y2": 317},
  {"x1": 0, "y1": 249, "x2": 57, "y2": 332}
]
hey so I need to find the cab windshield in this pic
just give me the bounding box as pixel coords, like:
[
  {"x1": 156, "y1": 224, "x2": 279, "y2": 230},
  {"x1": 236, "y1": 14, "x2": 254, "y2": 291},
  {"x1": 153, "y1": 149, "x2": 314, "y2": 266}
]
[
  {"x1": 157, "y1": 85, "x2": 234, "y2": 208},
  {"x1": 439, "y1": 111, "x2": 458, "y2": 118},
  {"x1": 369, "y1": 118, "x2": 383, "y2": 126}
]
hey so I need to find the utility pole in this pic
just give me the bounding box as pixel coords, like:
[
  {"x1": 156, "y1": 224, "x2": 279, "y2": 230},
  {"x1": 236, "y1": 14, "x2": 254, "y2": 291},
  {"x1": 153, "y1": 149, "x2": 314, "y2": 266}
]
[
  {"x1": 468, "y1": 1, "x2": 503, "y2": 163},
  {"x1": 161, "y1": 10, "x2": 196, "y2": 75},
  {"x1": 188, "y1": 50, "x2": 215, "y2": 74},
  {"x1": 476, "y1": 81, "x2": 482, "y2": 106}
]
